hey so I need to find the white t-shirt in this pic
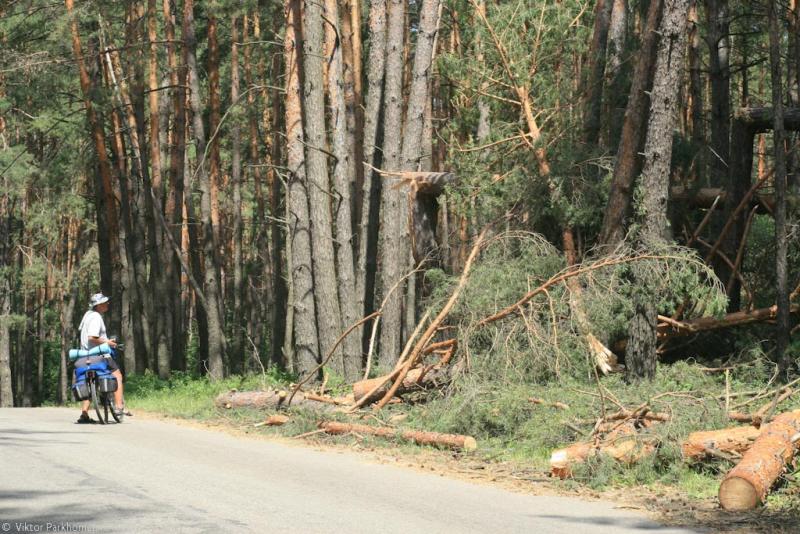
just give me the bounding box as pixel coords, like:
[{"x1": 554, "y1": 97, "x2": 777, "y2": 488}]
[{"x1": 79, "y1": 310, "x2": 107, "y2": 350}]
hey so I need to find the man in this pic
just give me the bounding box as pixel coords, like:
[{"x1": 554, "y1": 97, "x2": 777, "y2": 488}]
[{"x1": 75, "y1": 293, "x2": 124, "y2": 423}]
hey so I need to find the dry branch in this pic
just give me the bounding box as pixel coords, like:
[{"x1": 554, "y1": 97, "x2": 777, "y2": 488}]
[{"x1": 318, "y1": 421, "x2": 477, "y2": 451}]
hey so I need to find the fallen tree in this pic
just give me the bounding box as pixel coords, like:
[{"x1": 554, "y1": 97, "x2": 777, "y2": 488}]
[
  {"x1": 719, "y1": 409, "x2": 800, "y2": 510},
  {"x1": 317, "y1": 421, "x2": 477, "y2": 451}
]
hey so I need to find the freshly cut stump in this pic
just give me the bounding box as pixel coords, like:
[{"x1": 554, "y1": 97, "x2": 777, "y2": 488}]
[{"x1": 719, "y1": 410, "x2": 800, "y2": 510}]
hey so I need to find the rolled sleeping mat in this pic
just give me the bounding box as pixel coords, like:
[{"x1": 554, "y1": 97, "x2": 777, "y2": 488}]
[{"x1": 68, "y1": 342, "x2": 112, "y2": 362}]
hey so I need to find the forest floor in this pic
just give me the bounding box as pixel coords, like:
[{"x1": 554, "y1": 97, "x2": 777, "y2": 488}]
[{"x1": 125, "y1": 365, "x2": 800, "y2": 533}]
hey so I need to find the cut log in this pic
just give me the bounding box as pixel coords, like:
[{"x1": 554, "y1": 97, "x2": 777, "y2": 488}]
[
  {"x1": 550, "y1": 423, "x2": 656, "y2": 478},
  {"x1": 318, "y1": 421, "x2": 477, "y2": 451},
  {"x1": 215, "y1": 390, "x2": 344, "y2": 411},
  {"x1": 719, "y1": 409, "x2": 800, "y2": 510},
  {"x1": 550, "y1": 442, "x2": 594, "y2": 478},
  {"x1": 682, "y1": 426, "x2": 762, "y2": 461}
]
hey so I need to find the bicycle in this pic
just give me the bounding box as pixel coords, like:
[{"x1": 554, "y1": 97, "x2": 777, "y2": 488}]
[
  {"x1": 87, "y1": 365, "x2": 123, "y2": 424},
  {"x1": 71, "y1": 343, "x2": 125, "y2": 425}
]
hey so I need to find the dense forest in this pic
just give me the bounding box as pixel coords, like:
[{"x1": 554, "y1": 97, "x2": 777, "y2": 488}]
[{"x1": 1, "y1": 0, "x2": 799, "y2": 411}]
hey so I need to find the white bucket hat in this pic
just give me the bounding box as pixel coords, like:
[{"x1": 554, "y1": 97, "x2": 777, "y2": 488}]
[{"x1": 89, "y1": 293, "x2": 110, "y2": 308}]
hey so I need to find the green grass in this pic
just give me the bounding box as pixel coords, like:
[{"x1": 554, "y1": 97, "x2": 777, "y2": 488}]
[{"x1": 125, "y1": 370, "x2": 285, "y2": 419}]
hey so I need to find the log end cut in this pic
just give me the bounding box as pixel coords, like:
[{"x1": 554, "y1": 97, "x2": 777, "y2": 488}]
[
  {"x1": 462, "y1": 436, "x2": 478, "y2": 451},
  {"x1": 719, "y1": 476, "x2": 760, "y2": 511}
]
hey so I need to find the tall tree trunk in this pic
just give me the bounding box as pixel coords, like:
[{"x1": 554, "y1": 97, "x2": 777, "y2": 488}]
[
  {"x1": 184, "y1": 0, "x2": 227, "y2": 379},
  {"x1": 65, "y1": 0, "x2": 119, "y2": 299},
  {"x1": 706, "y1": 0, "x2": 730, "y2": 186},
  {"x1": 602, "y1": 0, "x2": 628, "y2": 151},
  {"x1": 207, "y1": 14, "x2": 222, "y2": 246},
  {"x1": 0, "y1": 275, "x2": 12, "y2": 407},
  {"x1": 303, "y1": 0, "x2": 346, "y2": 377},
  {"x1": 377, "y1": 0, "x2": 408, "y2": 368},
  {"x1": 687, "y1": 0, "x2": 704, "y2": 177},
  {"x1": 325, "y1": 0, "x2": 362, "y2": 380},
  {"x1": 768, "y1": 0, "x2": 790, "y2": 377},
  {"x1": 706, "y1": 0, "x2": 732, "y2": 296},
  {"x1": 599, "y1": 0, "x2": 663, "y2": 246},
  {"x1": 148, "y1": 0, "x2": 171, "y2": 378},
  {"x1": 231, "y1": 15, "x2": 244, "y2": 375},
  {"x1": 164, "y1": 0, "x2": 187, "y2": 370},
  {"x1": 584, "y1": 0, "x2": 614, "y2": 146},
  {"x1": 285, "y1": 0, "x2": 320, "y2": 377},
  {"x1": 356, "y1": 0, "x2": 387, "y2": 356},
  {"x1": 626, "y1": 0, "x2": 689, "y2": 382}
]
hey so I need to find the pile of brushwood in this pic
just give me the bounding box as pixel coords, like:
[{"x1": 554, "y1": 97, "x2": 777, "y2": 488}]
[{"x1": 217, "y1": 232, "x2": 800, "y2": 510}]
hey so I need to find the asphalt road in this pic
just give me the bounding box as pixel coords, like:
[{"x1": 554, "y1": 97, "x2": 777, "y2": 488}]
[{"x1": 0, "y1": 408, "x2": 695, "y2": 534}]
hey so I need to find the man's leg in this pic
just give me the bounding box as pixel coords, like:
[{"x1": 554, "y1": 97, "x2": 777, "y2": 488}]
[{"x1": 112, "y1": 369, "x2": 124, "y2": 408}]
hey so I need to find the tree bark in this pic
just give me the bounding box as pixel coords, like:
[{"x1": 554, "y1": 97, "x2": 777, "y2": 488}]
[
  {"x1": 303, "y1": 0, "x2": 346, "y2": 377},
  {"x1": 602, "y1": 0, "x2": 628, "y2": 151},
  {"x1": 0, "y1": 275, "x2": 12, "y2": 407},
  {"x1": 599, "y1": 0, "x2": 663, "y2": 246},
  {"x1": 768, "y1": 0, "x2": 791, "y2": 378},
  {"x1": 147, "y1": 0, "x2": 170, "y2": 378},
  {"x1": 325, "y1": 0, "x2": 362, "y2": 381},
  {"x1": 377, "y1": 0, "x2": 408, "y2": 369},
  {"x1": 285, "y1": 0, "x2": 320, "y2": 377},
  {"x1": 231, "y1": 15, "x2": 245, "y2": 375},
  {"x1": 706, "y1": 0, "x2": 731, "y2": 188},
  {"x1": 355, "y1": 0, "x2": 387, "y2": 357},
  {"x1": 625, "y1": 0, "x2": 689, "y2": 382},
  {"x1": 65, "y1": 0, "x2": 119, "y2": 297},
  {"x1": 583, "y1": 0, "x2": 614, "y2": 146},
  {"x1": 184, "y1": 0, "x2": 227, "y2": 379}
]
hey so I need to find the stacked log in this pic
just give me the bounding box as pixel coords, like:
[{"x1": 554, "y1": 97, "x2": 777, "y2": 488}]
[{"x1": 719, "y1": 410, "x2": 800, "y2": 510}]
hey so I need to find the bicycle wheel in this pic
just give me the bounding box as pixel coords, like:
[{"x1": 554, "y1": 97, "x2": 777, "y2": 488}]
[
  {"x1": 90, "y1": 380, "x2": 106, "y2": 425},
  {"x1": 109, "y1": 395, "x2": 123, "y2": 424}
]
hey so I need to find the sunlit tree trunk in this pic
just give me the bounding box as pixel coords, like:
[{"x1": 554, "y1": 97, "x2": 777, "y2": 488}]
[
  {"x1": 378, "y1": 0, "x2": 408, "y2": 368},
  {"x1": 285, "y1": 0, "x2": 320, "y2": 377},
  {"x1": 325, "y1": 0, "x2": 362, "y2": 380}
]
